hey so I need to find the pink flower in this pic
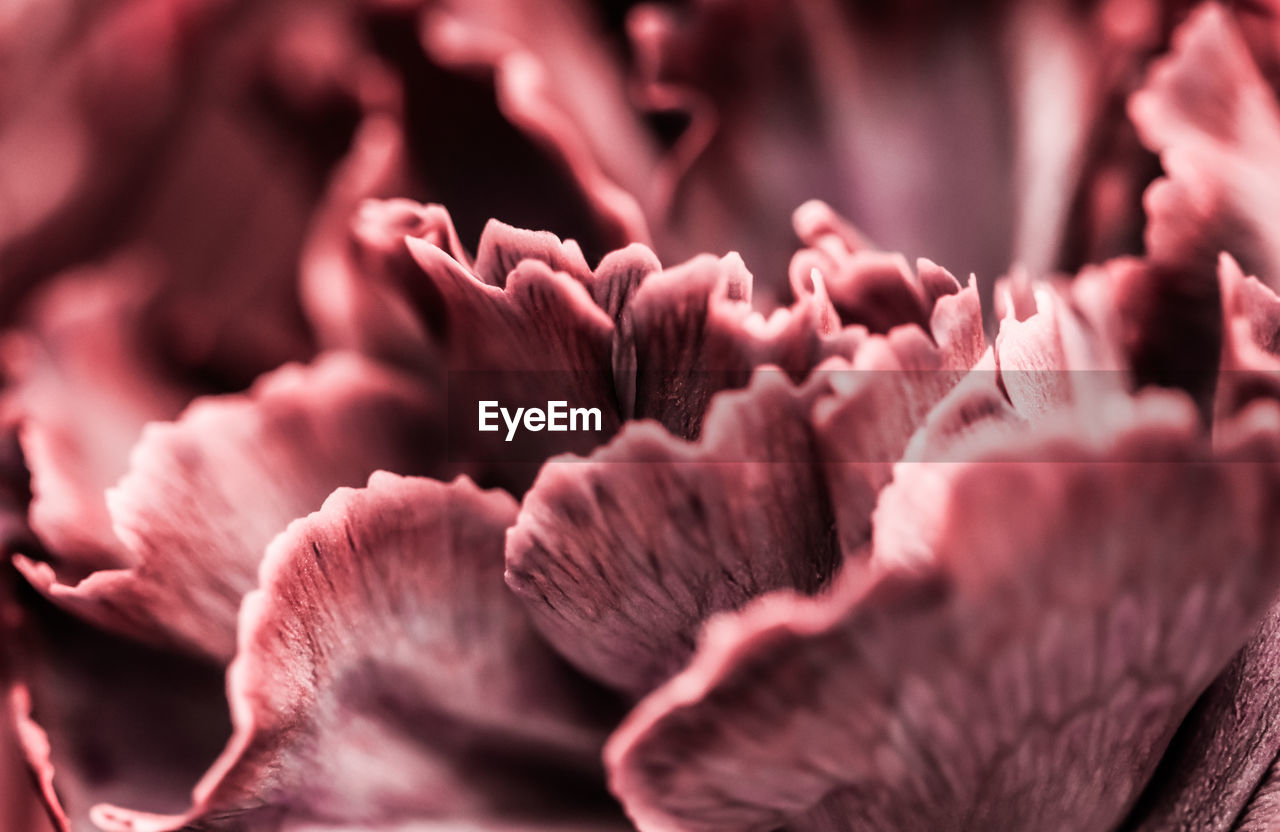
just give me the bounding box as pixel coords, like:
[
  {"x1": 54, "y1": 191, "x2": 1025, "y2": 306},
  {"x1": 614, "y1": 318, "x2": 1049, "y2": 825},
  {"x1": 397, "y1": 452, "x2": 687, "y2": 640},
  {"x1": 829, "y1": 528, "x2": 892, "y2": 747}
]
[{"x1": 5, "y1": 2, "x2": 1280, "y2": 832}]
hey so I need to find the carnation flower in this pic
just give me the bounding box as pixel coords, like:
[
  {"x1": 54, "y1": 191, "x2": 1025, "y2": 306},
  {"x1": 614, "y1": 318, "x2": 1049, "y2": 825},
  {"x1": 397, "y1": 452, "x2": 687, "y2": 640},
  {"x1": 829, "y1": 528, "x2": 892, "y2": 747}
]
[{"x1": 6, "y1": 1, "x2": 1280, "y2": 832}]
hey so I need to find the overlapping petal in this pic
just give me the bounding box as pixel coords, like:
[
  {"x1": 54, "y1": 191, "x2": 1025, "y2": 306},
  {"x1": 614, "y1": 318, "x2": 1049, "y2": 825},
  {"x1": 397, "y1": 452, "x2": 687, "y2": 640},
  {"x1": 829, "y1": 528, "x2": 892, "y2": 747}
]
[
  {"x1": 93, "y1": 473, "x2": 619, "y2": 832},
  {"x1": 507, "y1": 370, "x2": 839, "y2": 696},
  {"x1": 607, "y1": 392, "x2": 1280, "y2": 832},
  {"x1": 16, "y1": 352, "x2": 445, "y2": 660},
  {"x1": 1129, "y1": 2, "x2": 1280, "y2": 286}
]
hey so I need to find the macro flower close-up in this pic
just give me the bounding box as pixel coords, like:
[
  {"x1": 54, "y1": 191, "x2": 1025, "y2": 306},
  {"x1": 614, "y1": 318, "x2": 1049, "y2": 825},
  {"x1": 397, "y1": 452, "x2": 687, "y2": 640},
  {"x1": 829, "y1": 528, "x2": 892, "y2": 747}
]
[{"x1": 8, "y1": 0, "x2": 1280, "y2": 830}]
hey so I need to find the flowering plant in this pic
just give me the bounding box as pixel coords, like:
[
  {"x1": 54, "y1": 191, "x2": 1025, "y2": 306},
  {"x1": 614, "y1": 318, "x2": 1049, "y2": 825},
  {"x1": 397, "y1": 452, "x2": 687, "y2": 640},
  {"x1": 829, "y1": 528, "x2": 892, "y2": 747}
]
[{"x1": 6, "y1": 2, "x2": 1280, "y2": 831}]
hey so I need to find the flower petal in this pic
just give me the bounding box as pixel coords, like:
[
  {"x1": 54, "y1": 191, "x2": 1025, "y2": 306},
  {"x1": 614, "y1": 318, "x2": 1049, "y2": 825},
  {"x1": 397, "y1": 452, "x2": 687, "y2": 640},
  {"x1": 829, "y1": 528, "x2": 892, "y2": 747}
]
[
  {"x1": 7, "y1": 593, "x2": 231, "y2": 832},
  {"x1": 627, "y1": 0, "x2": 1026, "y2": 302},
  {"x1": 606, "y1": 392, "x2": 1280, "y2": 832},
  {"x1": 506, "y1": 370, "x2": 839, "y2": 696},
  {"x1": 993, "y1": 279, "x2": 1132, "y2": 421},
  {"x1": 1232, "y1": 752, "x2": 1280, "y2": 831},
  {"x1": 419, "y1": 0, "x2": 655, "y2": 249},
  {"x1": 627, "y1": 251, "x2": 859, "y2": 440},
  {"x1": 93, "y1": 472, "x2": 618, "y2": 832},
  {"x1": 813, "y1": 276, "x2": 985, "y2": 556},
  {"x1": 401, "y1": 226, "x2": 622, "y2": 487},
  {"x1": 473, "y1": 218, "x2": 592, "y2": 288},
  {"x1": 3, "y1": 262, "x2": 191, "y2": 575},
  {"x1": 1129, "y1": 2, "x2": 1280, "y2": 286},
  {"x1": 16, "y1": 352, "x2": 445, "y2": 661},
  {"x1": 1216, "y1": 254, "x2": 1280, "y2": 417},
  {"x1": 1126, "y1": 601, "x2": 1280, "y2": 831},
  {"x1": 299, "y1": 116, "x2": 438, "y2": 373}
]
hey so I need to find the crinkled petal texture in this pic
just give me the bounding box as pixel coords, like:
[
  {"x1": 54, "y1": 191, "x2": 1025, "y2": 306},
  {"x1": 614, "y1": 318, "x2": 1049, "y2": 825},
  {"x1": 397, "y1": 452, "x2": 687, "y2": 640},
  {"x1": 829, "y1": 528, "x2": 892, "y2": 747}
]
[
  {"x1": 813, "y1": 266, "x2": 985, "y2": 556},
  {"x1": 93, "y1": 473, "x2": 618, "y2": 832},
  {"x1": 606, "y1": 392, "x2": 1280, "y2": 832},
  {"x1": 16, "y1": 351, "x2": 446, "y2": 661},
  {"x1": 507, "y1": 370, "x2": 839, "y2": 697},
  {"x1": 503, "y1": 238, "x2": 987, "y2": 701}
]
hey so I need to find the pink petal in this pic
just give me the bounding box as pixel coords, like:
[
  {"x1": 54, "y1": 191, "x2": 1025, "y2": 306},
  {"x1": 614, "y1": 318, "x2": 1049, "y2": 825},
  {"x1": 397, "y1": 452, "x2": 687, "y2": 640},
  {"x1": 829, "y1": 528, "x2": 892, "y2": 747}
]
[
  {"x1": 1129, "y1": 2, "x2": 1280, "y2": 287},
  {"x1": 813, "y1": 276, "x2": 985, "y2": 556},
  {"x1": 1217, "y1": 254, "x2": 1280, "y2": 418},
  {"x1": 6, "y1": 685, "x2": 64, "y2": 832},
  {"x1": 0, "y1": 1, "x2": 362, "y2": 381},
  {"x1": 993, "y1": 280, "x2": 1130, "y2": 421},
  {"x1": 93, "y1": 473, "x2": 617, "y2": 832},
  {"x1": 1232, "y1": 752, "x2": 1280, "y2": 831},
  {"x1": 1126, "y1": 600, "x2": 1280, "y2": 830},
  {"x1": 473, "y1": 218, "x2": 592, "y2": 288},
  {"x1": 0, "y1": 0, "x2": 188, "y2": 294},
  {"x1": 299, "y1": 116, "x2": 439, "y2": 373},
  {"x1": 3, "y1": 263, "x2": 192, "y2": 576},
  {"x1": 626, "y1": 251, "x2": 860, "y2": 440},
  {"x1": 400, "y1": 224, "x2": 623, "y2": 486},
  {"x1": 16, "y1": 352, "x2": 445, "y2": 661},
  {"x1": 607, "y1": 392, "x2": 1280, "y2": 832},
  {"x1": 507, "y1": 370, "x2": 839, "y2": 696}
]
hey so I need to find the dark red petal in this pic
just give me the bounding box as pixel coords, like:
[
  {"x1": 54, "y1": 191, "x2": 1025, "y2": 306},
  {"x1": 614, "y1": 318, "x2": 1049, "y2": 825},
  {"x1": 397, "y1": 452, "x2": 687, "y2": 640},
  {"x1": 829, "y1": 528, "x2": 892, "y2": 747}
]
[
  {"x1": 506, "y1": 370, "x2": 839, "y2": 696},
  {"x1": 1103, "y1": 257, "x2": 1224, "y2": 419},
  {"x1": 421, "y1": 0, "x2": 655, "y2": 248},
  {"x1": 627, "y1": 251, "x2": 859, "y2": 440},
  {"x1": 8, "y1": 599, "x2": 231, "y2": 832},
  {"x1": 16, "y1": 352, "x2": 444, "y2": 661},
  {"x1": 607, "y1": 392, "x2": 1280, "y2": 832},
  {"x1": 1129, "y1": 2, "x2": 1280, "y2": 286},
  {"x1": 93, "y1": 473, "x2": 617, "y2": 832}
]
